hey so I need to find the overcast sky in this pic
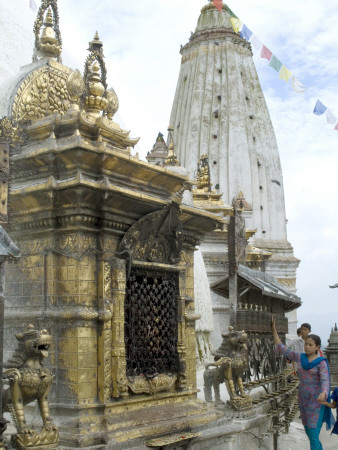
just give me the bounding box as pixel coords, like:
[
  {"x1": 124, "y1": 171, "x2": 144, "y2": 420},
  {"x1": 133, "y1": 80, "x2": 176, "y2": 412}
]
[{"x1": 5, "y1": 0, "x2": 338, "y2": 346}]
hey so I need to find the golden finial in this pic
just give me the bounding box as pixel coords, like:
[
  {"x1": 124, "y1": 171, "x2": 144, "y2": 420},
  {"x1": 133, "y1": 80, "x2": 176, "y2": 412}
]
[
  {"x1": 33, "y1": 1, "x2": 62, "y2": 62},
  {"x1": 89, "y1": 31, "x2": 103, "y2": 51},
  {"x1": 84, "y1": 62, "x2": 108, "y2": 115},
  {"x1": 164, "y1": 126, "x2": 179, "y2": 166}
]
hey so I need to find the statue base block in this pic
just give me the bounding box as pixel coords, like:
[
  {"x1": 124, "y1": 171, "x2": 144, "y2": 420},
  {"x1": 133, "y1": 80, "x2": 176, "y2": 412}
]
[{"x1": 11, "y1": 427, "x2": 59, "y2": 449}]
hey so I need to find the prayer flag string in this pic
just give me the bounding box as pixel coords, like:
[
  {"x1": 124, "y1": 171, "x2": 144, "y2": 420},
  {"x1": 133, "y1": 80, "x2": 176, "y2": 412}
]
[{"x1": 230, "y1": 15, "x2": 338, "y2": 131}]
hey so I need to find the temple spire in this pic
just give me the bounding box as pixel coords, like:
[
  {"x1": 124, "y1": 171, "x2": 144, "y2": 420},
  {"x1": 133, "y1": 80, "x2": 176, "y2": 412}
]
[{"x1": 164, "y1": 126, "x2": 179, "y2": 166}]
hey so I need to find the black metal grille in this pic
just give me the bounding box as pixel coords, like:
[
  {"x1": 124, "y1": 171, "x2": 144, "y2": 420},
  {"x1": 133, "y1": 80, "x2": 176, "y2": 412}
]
[{"x1": 125, "y1": 268, "x2": 179, "y2": 377}]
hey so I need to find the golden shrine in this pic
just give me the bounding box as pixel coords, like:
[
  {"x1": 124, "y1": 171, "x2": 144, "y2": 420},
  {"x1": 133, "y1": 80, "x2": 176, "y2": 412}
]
[{"x1": 1, "y1": 1, "x2": 227, "y2": 447}]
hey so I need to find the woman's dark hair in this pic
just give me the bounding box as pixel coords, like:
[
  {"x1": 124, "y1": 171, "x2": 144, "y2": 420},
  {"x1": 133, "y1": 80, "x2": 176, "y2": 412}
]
[{"x1": 306, "y1": 334, "x2": 321, "y2": 348}]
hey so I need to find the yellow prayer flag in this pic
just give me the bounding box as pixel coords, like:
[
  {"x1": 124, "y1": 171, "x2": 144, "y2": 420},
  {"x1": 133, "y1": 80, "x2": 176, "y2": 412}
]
[
  {"x1": 279, "y1": 65, "x2": 292, "y2": 82},
  {"x1": 231, "y1": 18, "x2": 243, "y2": 33}
]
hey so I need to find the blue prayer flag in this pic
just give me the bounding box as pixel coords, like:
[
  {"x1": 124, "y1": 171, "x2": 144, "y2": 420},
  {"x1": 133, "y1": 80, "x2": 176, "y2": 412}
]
[
  {"x1": 313, "y1": 100, "x2": 327, "y2": 116},
  {"x1": 240, "y1": 24, "x2": 252, "y2": 41}
]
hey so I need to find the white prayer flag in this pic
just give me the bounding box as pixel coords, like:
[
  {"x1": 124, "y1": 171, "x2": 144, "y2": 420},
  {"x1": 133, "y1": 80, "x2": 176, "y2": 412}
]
[
  {"x1": 250, "y1": 34, "x2": 262, "y2": 52},
  {"x1": 326, "y1": 109, "x2": 337, "y2": 125},
  {"x1": 291, "y1": 76, "x2": 306, "y2": 93}
]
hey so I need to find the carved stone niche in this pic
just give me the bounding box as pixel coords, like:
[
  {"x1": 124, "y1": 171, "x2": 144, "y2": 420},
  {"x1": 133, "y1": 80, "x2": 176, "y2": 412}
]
[{"x1": 115, "y1": 202, "x2": 187, "y2": 396}]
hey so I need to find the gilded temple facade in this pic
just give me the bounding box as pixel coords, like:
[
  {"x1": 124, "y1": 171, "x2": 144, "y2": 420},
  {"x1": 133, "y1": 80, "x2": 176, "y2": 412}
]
[{"x1": 1, "y1": 2, "x2": 229, "y2": 447}]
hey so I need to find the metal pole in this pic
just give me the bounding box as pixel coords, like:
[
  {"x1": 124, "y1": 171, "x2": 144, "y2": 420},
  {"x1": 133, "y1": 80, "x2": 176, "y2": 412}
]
[{"x1": 0, "y1": 263, "x2": 7, "y2": 447}]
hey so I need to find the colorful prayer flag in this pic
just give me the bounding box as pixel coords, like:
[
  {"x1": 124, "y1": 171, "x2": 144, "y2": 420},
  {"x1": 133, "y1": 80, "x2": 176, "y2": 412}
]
[
  {"x1": 326, "y1": 109, "x2": 337, "y2": 125},
  {"x1": 269, "y1": 55, "x2": 282, "y2": 72},
  {"x1": 291, "y1": 76, "x2": 306, "y2": 93},
  {"x1": 313, "y1": 100, "x2": 327, "y2": 116},
  {"x1": 231, "y1": 18, "x2": 243, "y2": 33},
  {"x1": 260, "y1": 45, "x2": 272, "y2": 61},
  {"x1": 212, "y1": 0, "x2": 223, "y2": 13},
  {"x1": 250, "y1": 34, "x2": 262, "y2": 52},
  {"x1": 279, "y1": 65, "x2": 292, "y2": 82},
  {"x1": 240, "y1": 24, "x2": 252, "y2": 41},
  {"x1": 28, "y1": 0, "x2": 37, "y2": 11}
]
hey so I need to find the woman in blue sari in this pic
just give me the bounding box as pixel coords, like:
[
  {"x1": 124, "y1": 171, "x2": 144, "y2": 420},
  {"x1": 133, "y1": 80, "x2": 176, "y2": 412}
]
[{"x1": 272, "y1": 317, "x2": 332, "y2": 449}]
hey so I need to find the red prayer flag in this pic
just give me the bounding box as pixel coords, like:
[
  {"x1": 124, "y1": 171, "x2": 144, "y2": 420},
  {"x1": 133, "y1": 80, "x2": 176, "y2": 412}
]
[
  {"x1": 334, "y1": 122, "x2": 338, "y2": 131},
  {"x1": 212, "y1": 0, "x2": 223, "y2": 13},
  {"x1": 260, "y1": 45, "x2": 272, "y2": 61}
]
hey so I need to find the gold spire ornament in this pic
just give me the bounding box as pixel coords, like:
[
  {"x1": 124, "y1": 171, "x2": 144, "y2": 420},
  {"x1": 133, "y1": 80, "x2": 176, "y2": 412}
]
[
  {"x1": 164, "y1": 126, "x2": 179, "y2": 166},
  {"x1": 84, "y1": 62, "x2": 108, "y2": 115},
  {"x1": 33, "y1": 1, "x2": 62, "y2": 62},
  {"x1": 83, "y1": 32, "x2": 111, "y2": 116}
]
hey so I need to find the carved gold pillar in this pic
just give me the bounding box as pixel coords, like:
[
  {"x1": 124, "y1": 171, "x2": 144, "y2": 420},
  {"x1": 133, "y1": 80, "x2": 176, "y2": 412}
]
[
  {"x1": 97, "y1": 260, "x2": 113, "y2": 403},
  {"x1": 111, "y1": 258, "x2": 128, "y2": 398},
  {"x1": 177, "y1": 272, "x2": 187, "y2": 390}
]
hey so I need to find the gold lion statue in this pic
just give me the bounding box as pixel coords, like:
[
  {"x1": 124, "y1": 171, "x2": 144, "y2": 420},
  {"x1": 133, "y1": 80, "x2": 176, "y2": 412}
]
[
  {"x1": 204, "y1": 327, "x2": 252, "y2": 410},
  {"x1": 3, "y1": 325, "x2": 58, "y2": 448}
]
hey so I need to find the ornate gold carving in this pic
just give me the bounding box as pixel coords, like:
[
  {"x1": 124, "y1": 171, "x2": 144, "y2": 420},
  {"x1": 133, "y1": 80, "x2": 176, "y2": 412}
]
[
  {"x1": 57, "y1": 234, "x2": 95, "y2": 252},
  {"x1": 103, "y1": 261, "x2": 111, "y2": 299},
  {"x1": 110, "y1": 259, "x2": 128, "y2": 398},
  {"x1": 66, "y1": 69, "x2": 85, "y2": 110},
  {"x1": 3, "y1": 325, "x2": 58, "y2": 447},
  {"x1": 11, "y1": 427, "x2": 59, "y2": 449},
  {"x1": 100, "y1": 261, "x2": 113, "y2": 402},
  {"x1": 0, "y1": 117, "x2": 15, "y2": 144},
  {"x1": 106, "y1": 88, "x2": 119, "y2": 120},
  {"x1": 196, "y1": 154, "x2": 212, "y2": 191},
  {"x1": 127, "y1": 374, "x2": 177, "y2": 395},
  {"x1": 33, "y1": 0, "x2": 62, "y2": 61},
  {"x1": 117, "y1": 202, "x2": 183, "y2": 265},
  {"x1": 14, "y1": 234, "x2": 96, "y2": 256},
  {"x1": 11, "y1": 66, "x2": 71, "y2": 122}
]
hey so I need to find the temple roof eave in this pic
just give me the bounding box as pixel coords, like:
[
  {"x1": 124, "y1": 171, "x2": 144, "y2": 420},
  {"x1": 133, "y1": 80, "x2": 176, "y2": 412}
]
[{"x1": 210, "y1": 264, "x2": 301, "y2": 312}]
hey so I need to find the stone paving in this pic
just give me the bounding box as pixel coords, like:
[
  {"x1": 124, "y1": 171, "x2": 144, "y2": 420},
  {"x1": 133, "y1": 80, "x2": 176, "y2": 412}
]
[{"x1": 279, "y1": 416, "x2": 337, "y2": 450}]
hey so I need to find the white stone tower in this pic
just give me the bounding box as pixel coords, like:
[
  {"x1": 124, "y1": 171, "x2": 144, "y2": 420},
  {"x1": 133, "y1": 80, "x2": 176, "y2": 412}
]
[{"x1": 169, "y1": 2, "x2": 299, "y2": 338}]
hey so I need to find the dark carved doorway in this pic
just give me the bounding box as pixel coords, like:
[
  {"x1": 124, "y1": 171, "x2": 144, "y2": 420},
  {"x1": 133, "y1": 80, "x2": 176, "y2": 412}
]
[{"x1": 125, "y1": 268, "x2": 179, "y2": 378}]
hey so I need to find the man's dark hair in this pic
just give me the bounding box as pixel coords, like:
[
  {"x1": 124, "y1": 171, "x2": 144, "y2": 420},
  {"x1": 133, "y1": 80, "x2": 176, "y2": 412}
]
[
  {"x1": 297, "y1": 327, "x2": 301, "y2": 336},
  {"x1": 301, "y1": 323, "x2": 311, "y2": 331}
]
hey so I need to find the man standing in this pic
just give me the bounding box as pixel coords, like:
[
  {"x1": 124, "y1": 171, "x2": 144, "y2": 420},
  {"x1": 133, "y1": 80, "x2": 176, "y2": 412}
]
[
  {"x1": 290, "y1": 327, "x2": 304, "y2": 373},
  {"x1": 299, "y1": 323, "x2": 324, "y2": 357},
  {"x1": 291, "y1": 327, "x2": 304, "y2": 353}
]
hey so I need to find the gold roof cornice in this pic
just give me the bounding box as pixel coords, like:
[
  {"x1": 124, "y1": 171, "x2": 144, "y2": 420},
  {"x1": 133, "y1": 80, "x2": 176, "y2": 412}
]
[{"x1": 20, "y1": 109, "x2": 139, "y2": 150}]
